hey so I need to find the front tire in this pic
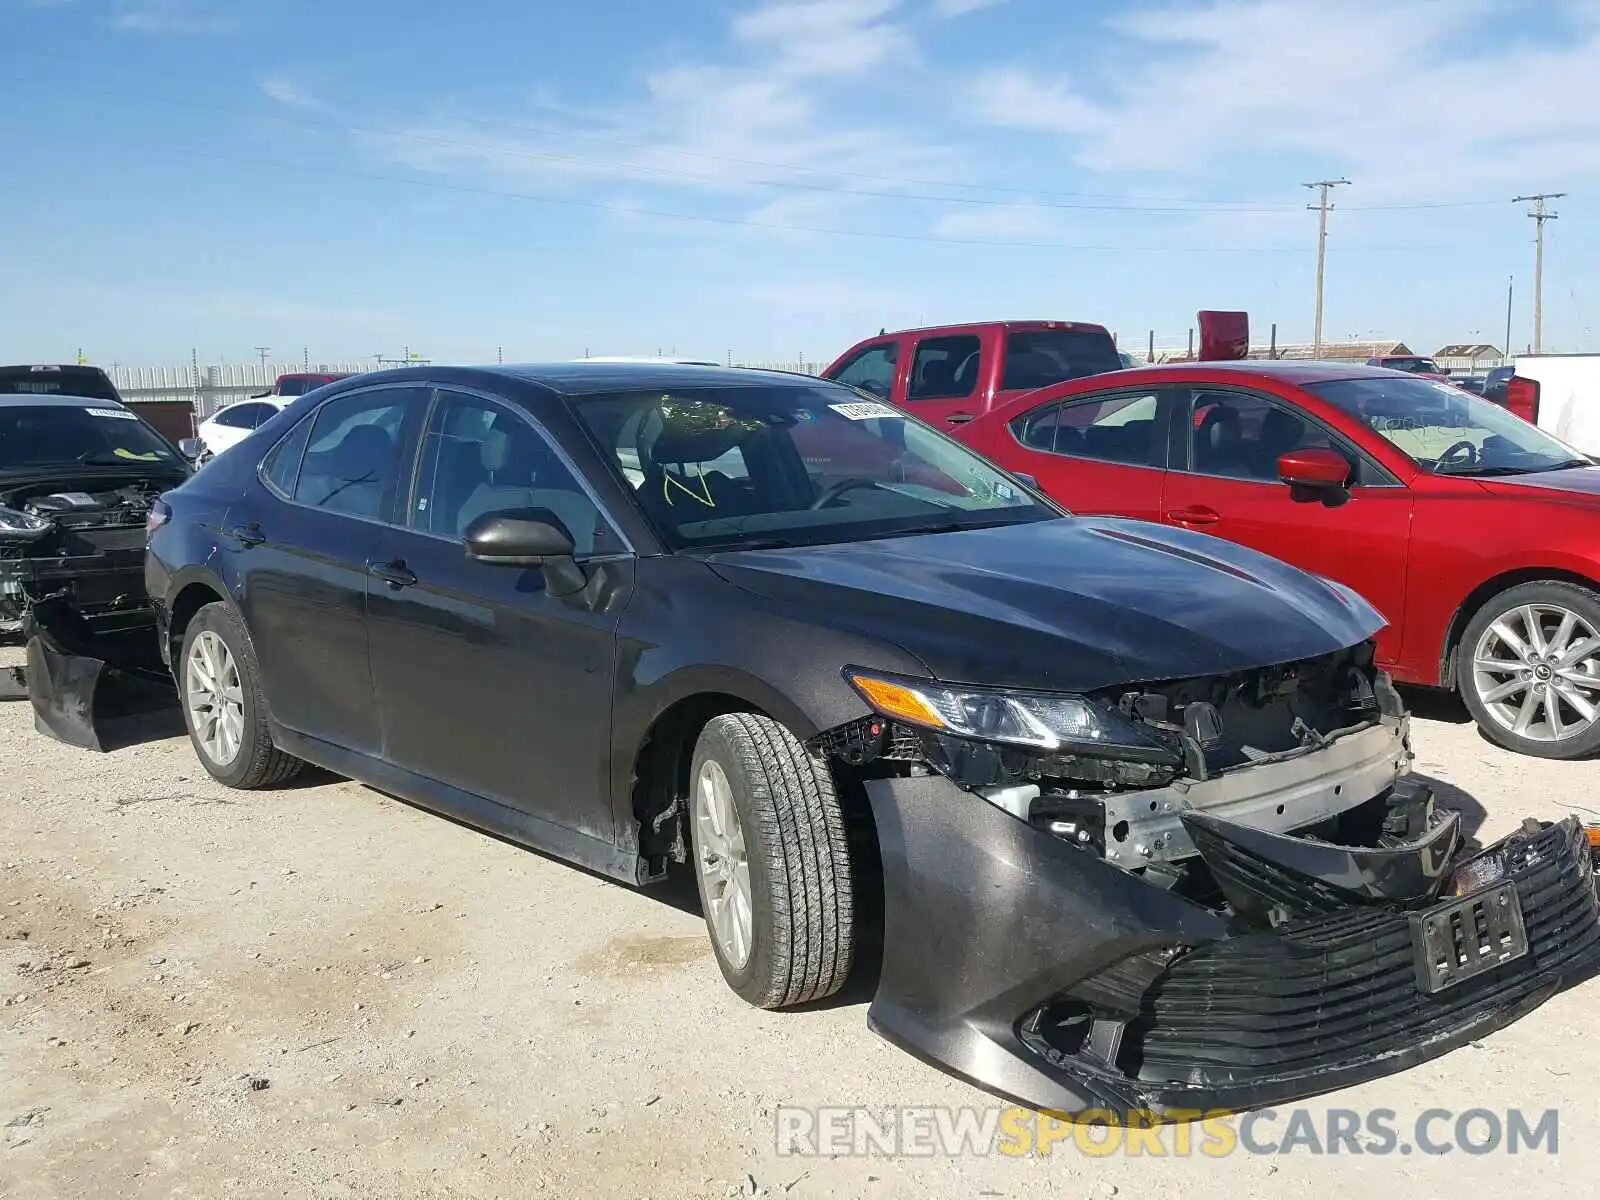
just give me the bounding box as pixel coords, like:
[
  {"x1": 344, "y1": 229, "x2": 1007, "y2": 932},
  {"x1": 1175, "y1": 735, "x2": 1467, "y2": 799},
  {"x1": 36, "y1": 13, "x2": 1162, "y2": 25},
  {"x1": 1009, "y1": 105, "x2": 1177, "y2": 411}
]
[
  {"x1": 1456, "y1": 580, "x2": 1600, "y2": 760},
  {"x1": 179, "y1": 602, "x2": 305, "y2": 788},
  {"x1": 688, "y1": 713, "x2": 856, "y2": 1009}
]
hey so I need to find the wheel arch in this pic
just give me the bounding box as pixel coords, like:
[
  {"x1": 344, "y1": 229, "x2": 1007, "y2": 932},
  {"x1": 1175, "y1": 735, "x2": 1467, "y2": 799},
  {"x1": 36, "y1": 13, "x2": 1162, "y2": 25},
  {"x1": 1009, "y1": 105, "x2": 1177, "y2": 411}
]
[
  {"x1": 1439, "y1": 567, "x2": 1600, "y2": 689},
  {"x1": 616, "y1": 666, "x2": 873, "y2": 873},
  {"x1": 166, "y1": 574, "x2": 231, "y2": 666}
]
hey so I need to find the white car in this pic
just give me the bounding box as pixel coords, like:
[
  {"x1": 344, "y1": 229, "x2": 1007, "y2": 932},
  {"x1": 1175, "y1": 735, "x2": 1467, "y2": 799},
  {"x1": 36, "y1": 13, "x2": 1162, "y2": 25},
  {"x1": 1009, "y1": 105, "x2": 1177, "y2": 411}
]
[{"x1": 195, "y1": 397, "x2": 288, "y2": 458}]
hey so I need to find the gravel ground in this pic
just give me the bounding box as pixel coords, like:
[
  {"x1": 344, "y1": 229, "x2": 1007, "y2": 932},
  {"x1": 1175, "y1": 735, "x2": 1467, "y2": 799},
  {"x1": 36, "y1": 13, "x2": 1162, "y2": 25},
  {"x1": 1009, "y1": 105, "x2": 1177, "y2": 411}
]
[{"x1": 2, "y1": 648, "x2": 1598, "y2": 1199}]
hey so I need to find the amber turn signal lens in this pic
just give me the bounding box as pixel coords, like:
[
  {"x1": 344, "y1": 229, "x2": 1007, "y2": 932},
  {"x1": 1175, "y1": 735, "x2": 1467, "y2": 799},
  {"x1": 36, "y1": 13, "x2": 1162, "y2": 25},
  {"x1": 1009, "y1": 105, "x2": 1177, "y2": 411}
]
[
  {"x1": 1585, "y1": 825, "x2": 1600, "y2": 850},
  {"x1": 848, "y1": 674, "x2": 947, "y2": 730}
]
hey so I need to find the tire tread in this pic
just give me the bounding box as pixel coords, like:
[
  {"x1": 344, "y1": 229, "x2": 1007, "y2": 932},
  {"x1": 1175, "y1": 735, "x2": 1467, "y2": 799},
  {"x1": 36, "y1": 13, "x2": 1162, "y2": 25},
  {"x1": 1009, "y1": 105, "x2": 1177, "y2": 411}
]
[{"x1": 702, "y1": 712, "x2": 855, "y2": 1008}]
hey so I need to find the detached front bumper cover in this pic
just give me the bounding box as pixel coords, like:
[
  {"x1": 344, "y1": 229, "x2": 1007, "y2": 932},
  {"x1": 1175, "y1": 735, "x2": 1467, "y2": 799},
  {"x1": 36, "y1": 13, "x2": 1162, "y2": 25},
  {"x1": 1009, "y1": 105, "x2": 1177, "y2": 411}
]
[
  {"x1": 865, "y1": 772, "x2": 1600, "y2": 1118},
  {"x1": 0, "y1": 596, "x2": 174, "y2": 751}
]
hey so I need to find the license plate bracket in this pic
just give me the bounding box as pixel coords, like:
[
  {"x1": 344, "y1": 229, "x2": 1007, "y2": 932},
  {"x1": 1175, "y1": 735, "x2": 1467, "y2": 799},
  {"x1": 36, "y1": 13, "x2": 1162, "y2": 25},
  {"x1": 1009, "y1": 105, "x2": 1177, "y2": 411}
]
[{"x1": 1410, "y1": 882, "x2": 1529, "y2": 994}]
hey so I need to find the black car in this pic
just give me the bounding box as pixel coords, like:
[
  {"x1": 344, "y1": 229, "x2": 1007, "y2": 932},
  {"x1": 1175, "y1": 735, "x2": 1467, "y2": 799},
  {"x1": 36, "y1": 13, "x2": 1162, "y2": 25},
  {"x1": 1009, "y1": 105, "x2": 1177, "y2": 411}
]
[
  {"x1": 1, "y1": 391, "x2": 193, "y2": 739},
  {"x1": 145, "y1": 363, "x2": 1600, "y2": 1117}
]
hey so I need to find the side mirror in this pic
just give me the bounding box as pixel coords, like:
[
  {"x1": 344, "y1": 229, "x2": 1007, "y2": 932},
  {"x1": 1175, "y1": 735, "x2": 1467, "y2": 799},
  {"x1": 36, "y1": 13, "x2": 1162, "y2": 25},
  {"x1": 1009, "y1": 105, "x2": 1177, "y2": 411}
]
[
  {"x1": 177, "y1": 437, "x2": 205, "y2": 461},
  {"x1": 1278, "y1": 447, "x2": 1352, "y2": 489},
  {"x1": 463, "y1": 512, "x2": 575, "y2": 567}
]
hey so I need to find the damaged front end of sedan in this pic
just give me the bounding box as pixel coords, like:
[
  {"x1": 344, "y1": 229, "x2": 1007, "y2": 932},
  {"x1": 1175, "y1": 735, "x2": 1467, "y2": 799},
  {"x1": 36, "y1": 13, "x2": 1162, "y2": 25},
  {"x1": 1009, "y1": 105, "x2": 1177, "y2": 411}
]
[
  {"x1": 807, "y1": 641, "x2": 1600, "y2": 1117},
  {"x1": 0, "y1": 481, "x2": 176, "y2": 749}
]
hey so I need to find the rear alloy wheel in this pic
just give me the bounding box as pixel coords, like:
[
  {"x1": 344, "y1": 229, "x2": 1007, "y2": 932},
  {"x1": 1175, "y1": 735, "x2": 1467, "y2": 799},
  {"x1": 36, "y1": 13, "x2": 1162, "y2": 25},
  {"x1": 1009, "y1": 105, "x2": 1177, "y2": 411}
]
[
  {"x1": 1457, "y1": 581, "x2": 1600, "y2": 760},
  {"x1": 688, "y1": 713, "x2": 856, "y2": 1009},
  {"x1": 179, "y1": 602, "x2": 305, "y2": 788}
]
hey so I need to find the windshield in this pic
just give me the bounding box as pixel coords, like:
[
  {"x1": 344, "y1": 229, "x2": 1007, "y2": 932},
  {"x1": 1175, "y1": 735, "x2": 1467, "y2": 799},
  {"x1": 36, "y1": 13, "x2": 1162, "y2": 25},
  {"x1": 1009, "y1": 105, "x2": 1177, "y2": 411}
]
[
  {"x1": 1002, "y1": 329, "x2": 1123, "y2": 391},
  {"x1": 1381, "y1": 357, "x2": 1442, "y2": 375},
  {"x1": 1306, "y1": 376, "x2": 1589, "y2": 476},
  {"x1": 571, "y1": 384, "x2": 1058, "y2": 550},
  {"x1": 0, "y1": 404, "x2": 184, "y2": 472}
]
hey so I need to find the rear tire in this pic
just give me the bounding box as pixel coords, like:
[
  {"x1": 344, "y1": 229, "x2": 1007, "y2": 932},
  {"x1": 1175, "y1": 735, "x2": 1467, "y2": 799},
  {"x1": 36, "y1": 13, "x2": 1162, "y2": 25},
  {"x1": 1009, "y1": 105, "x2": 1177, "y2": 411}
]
[
  {"x1": 687, "y1": 713, "x2": 856, "y2": 1009},
  {"x1": 1456, "y1": 580, "x2": 1600, "y2": 760},
  {"x1": 179, "y1": 602, "x2": 305, "y2": 788}
]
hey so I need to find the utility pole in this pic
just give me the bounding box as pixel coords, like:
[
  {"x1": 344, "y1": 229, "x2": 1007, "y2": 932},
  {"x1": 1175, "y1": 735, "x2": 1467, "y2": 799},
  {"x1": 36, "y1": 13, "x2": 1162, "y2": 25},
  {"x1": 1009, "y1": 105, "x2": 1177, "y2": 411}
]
[
  {"x1": 1505, "y1": 275, "x2": 1514, "y2": 364},
  {"x1": 1512, "y1": 193, "x2": 1564, "y2": 353},
  {"x1": 254, "y1": 345, "x2": 271, "y2": 368},
  {"x1": 1305, "y1": 179, "x2": 1351, "y2": 357}
]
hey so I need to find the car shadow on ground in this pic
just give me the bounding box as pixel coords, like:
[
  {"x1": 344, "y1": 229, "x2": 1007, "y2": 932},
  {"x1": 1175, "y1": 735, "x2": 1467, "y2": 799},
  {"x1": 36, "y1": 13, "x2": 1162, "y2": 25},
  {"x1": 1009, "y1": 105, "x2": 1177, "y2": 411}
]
[
  {"x1": 1398, "y1": 684, "x2": 1474, "y2": 725},
  {"x1": 1410, "y1": 771, "x2": 1490, "y2": 843}
]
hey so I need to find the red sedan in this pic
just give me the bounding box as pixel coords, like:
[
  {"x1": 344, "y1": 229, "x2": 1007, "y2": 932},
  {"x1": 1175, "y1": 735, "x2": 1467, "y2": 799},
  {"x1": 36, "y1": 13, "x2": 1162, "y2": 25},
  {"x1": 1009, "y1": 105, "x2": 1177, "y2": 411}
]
[{"x1": 955, "y1": 360, "x2": 1600, "y2": 759}]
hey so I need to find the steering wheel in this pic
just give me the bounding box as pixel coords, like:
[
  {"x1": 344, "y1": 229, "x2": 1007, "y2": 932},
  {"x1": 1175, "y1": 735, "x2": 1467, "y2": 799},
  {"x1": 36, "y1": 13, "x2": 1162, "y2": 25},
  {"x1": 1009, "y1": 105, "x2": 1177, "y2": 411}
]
[
  {"x1": 810, "y1": 477, "x2": 880, "y2": 510},
  {"x1": 1437, "y1": 440, "x2": 1478, "y2": 469}
]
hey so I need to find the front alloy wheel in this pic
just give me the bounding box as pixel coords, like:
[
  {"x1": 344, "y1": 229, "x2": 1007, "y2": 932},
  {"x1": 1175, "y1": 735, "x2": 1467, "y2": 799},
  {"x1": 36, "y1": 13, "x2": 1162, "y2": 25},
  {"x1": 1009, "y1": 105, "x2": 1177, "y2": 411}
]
[
  {"x1": 693, "y1": 758, "x2": 754, "y2": 970},
  {"x1": 686, "y1": 713, "x2": 857, "y2": 1009},
  {"x1": 1459, "y1": 582, "x2": 1600, "y2": 759}
]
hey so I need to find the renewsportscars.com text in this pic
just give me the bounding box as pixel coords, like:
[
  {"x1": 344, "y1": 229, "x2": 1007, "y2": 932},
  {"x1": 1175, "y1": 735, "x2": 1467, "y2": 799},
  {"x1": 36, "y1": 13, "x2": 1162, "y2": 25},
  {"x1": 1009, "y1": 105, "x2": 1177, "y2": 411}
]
[{"x1": 774, "y1": 1105, "x2": 1560, "y2": 1159}]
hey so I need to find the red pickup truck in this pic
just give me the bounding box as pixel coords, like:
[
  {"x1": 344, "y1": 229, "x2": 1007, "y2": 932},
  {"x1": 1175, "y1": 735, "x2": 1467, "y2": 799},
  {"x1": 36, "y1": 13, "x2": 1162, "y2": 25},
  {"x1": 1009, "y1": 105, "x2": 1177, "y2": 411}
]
[{"x1": 820, "y1": 320, "x2": 1125, "y2": 431}]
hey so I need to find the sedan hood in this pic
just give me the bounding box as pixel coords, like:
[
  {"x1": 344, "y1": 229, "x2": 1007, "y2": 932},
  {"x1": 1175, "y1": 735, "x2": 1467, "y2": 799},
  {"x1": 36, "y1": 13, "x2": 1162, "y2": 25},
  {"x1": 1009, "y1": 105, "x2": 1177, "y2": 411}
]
[{"x1": 705, "y1": 517, "x2": 1386, "y2": 693}]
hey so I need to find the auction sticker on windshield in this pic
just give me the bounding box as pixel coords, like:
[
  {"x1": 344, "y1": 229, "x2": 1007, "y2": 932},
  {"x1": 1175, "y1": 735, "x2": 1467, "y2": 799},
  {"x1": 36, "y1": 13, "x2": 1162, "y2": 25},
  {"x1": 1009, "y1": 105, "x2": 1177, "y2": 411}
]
[{"x1": 830, "y1": 400, "x2": 900, "y2": 420}]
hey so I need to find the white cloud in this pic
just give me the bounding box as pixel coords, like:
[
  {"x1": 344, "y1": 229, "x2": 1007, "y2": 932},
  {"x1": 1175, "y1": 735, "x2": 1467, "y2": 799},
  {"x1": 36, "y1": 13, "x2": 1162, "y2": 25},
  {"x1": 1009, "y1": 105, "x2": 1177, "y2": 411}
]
[
  {"x1": 113, "y1": 0, "x2": 233, "y2": 32},
  {"x1": 260, "y1": 75, "x2": 323, "y2": 111},
  {"x1": 358, "y1": 0, "x2": 955, "y2": 224},
  {"x1": 933, "y1": 203, "x2": 1064, "y2": 240},
  {"x1": 963, "y1": 0, "x2": 1600, "y2": 196},
  {"x1": 931, "y1": 0, "x2": 1006, "y2": 15}
]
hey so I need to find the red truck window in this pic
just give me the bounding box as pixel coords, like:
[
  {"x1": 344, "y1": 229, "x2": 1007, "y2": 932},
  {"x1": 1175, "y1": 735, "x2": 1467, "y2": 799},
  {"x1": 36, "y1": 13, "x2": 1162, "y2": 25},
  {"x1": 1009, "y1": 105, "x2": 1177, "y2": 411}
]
[
  {"x1": 909, "y1": 336, "x2": 981, "y2": 400},
  {"x1": 829, "y1": 343, "x2": 898, "y2": 398},
  {"x1": 1002, "y1": 329, "x2": 1123, "y2": 390}
]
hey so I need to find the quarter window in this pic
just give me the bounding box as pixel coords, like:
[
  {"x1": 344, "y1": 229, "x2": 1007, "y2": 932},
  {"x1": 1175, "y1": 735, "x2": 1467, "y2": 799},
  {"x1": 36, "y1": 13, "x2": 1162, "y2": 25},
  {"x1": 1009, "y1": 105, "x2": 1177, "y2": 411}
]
[
  {"x1": 409, "y1": 391, "x2": 618, "y2": 557},
  {"x1": 908, "y1": 335, "x2": 981, "y2": 401},
  {"x1": 291, "y1": 389, "x2": 417, "y2": 519},
  {"x1": 260, "y1": 413, "x2": 314, "y2": 498},
  {"x1": 1012, "y1": 392, "x2": 1165, "y2": 468}
]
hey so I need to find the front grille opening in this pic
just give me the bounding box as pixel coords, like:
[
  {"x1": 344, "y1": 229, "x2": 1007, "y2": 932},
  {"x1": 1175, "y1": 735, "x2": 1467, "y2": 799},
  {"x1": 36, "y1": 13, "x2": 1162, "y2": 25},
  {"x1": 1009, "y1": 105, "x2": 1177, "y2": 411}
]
[{"x1": 1017, "y1": 820, "x2": 1600, "y2": 1101}]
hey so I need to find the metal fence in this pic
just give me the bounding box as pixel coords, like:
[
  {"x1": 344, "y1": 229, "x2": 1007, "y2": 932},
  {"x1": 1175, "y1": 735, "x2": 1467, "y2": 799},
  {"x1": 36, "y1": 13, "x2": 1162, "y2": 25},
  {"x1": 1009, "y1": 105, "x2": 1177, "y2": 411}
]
[{"x1": 112, "y1": 359, "x2": 827, "y2": 417}]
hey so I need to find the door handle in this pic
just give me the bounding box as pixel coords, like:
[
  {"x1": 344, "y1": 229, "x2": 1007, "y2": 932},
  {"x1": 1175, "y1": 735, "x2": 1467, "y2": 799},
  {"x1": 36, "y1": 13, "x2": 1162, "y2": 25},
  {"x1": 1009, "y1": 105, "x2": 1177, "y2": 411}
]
[
  {"x1": 227, "y1": 523, "x2": 265, "y2": 547},
  {"x1": 944, "y1": 413, "x2": 974, "y2": 425},
  {"x1": 1166, "y1": 505, "x2": 1220, "y2": 526},
  {"x1": 369, "y1": 560, "x2": 418, "y2": 589}
]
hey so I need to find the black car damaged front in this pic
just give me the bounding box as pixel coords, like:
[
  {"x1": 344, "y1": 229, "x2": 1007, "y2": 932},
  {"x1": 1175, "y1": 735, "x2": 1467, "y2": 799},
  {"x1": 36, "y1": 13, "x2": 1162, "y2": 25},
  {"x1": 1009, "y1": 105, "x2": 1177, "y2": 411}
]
[{"x1": 809, "y1": 642, "x2": 1600, "y2": 1116}]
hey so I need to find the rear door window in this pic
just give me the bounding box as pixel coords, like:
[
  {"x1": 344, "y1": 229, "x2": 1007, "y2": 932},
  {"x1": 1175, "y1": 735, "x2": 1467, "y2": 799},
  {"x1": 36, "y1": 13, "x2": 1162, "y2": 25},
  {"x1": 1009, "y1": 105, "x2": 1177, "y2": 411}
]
[
  {"x1": 1012, "y1": 391, "x2": 1167, "y2": 468},
  {"x1": 908, "y1": 335, "x2": 981, "y2": 401},
  {"x1": 291, "y1": 388, "x2": 425, "y2": 520}
]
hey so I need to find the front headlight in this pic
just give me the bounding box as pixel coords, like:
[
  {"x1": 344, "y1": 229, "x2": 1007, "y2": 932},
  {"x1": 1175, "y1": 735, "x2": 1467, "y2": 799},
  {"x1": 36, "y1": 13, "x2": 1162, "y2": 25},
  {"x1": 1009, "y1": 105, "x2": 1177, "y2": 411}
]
[
  {"x1": 844, "y1": 667, "x2": 1180, "y2": 763},
  {"x1": 0, "y1": 505, "x2": 51, "y2": 541}
]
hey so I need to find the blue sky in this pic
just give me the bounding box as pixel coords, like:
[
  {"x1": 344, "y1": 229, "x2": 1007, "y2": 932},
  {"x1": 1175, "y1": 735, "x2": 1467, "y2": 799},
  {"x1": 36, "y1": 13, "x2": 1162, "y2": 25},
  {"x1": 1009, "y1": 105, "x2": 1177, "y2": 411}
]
[{"x1": 2, "y1": 0, "x2": 1599, "y2": 367}]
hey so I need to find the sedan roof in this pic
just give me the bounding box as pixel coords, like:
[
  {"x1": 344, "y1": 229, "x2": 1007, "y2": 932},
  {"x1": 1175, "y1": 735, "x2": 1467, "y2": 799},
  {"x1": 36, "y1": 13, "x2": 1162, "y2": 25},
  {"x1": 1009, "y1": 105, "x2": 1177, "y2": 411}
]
[
  {"x1": 467, "y1": 361, "x2": 819, "y2": 396},
  {"x1": 1122, "y1": 359, "x2": 1430, "y2": 385},
  {"x1": 0, "y1": 391, "x2": 125, "y2": 410}
]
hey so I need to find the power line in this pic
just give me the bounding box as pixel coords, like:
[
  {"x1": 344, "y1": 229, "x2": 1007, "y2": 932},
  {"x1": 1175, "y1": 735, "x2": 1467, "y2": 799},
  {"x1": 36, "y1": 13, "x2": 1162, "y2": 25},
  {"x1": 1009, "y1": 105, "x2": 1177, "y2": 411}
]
[
  {"x1": 1512, "y1": 192, "x2": 1564, "y2": 353},
  {"x1": 1305, "y1": 179, "x2": 1351, "y2": 357}
]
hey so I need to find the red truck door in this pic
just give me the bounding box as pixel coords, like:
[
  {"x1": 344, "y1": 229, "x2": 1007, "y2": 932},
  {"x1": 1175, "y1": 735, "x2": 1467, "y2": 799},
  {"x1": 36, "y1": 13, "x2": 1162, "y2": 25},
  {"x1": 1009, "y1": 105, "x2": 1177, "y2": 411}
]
[{"x1": 900, "y1": 328, "x2": 999, "y2": 430}]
